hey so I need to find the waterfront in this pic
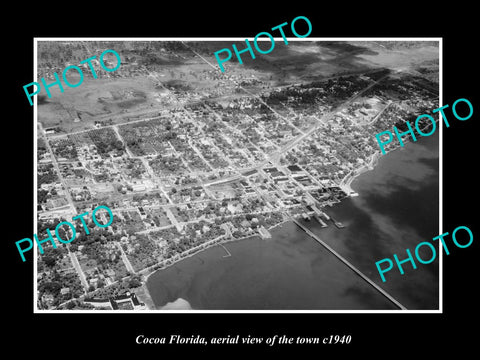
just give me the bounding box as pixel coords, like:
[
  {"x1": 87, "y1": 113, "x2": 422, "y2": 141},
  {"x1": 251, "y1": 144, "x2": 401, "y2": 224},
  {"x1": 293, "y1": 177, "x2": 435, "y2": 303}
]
[
  {"x1": 146, "y1": 133, "x2": 439, "y2": 310},
  {"x1": 304, "y1": 132, "x2": 439, "y2": 310},
  {"x1": 147, "y1": 221, "x2": 398, "y2": 310}
]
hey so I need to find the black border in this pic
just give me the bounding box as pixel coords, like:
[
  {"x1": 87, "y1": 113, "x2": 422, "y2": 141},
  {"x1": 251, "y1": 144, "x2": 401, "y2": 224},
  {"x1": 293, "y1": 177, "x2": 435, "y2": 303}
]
[{"x1": 6, "y1": 6, "x2": 478, "y2": 355}]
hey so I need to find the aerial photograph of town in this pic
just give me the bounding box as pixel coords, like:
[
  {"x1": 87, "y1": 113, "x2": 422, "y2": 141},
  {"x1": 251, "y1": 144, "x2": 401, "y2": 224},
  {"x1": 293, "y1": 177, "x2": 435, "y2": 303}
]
[{"x1": 35, "y1": 39, "x2": 440, "y2": 311}]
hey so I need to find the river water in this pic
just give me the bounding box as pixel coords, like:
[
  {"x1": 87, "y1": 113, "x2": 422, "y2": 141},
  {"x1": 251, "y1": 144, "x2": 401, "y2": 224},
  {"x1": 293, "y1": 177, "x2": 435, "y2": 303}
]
[{"x1": 146, "y1": 133, "x2": 439, "y2": 310}]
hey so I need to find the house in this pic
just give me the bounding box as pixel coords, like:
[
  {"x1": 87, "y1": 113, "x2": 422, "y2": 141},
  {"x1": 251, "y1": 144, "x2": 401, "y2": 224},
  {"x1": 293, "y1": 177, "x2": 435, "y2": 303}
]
[
  {"x1": 227, "y1": 203, "x2": 241, "y2": 214},
  {"x1": 240, "y1": 219, "x2": 250, "y2": 228},
  {"x1": 132, "y1": 183, "x2": 146, "y2": 192},
  {"x1": 105, "y1": 269, "x2": 116, "y2": 278},
  {"x1": 60, "y1": 287, "x2": 70, "y2": 295}
]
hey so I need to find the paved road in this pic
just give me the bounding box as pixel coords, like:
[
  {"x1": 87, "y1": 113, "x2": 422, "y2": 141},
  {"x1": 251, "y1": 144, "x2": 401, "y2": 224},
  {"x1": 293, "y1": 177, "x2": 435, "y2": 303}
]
[
  {"x1": 39, "y1": 123, "x2": 77, "y2": 214},
  {"x1": 117, "y1": 242, "x2": 135, "y2": 274},
  {"x1": 46, "y1": 114, "x2": 165, "y2": 140},
  {"x1": 68, "y1": 250, "x2": 89, "y2": 292},
  {"x1": 179, "y1": 48, "x2": 392, "y2": 188},
  {"x1": 291, "y1": 217, "x2": 407, "y2": 310}
]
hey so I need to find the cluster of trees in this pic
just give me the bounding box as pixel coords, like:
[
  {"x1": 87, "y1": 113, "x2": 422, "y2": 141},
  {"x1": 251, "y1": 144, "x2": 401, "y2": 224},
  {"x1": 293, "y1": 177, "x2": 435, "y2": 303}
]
[
  {"x1": 153, "y1": 225, "x2": 180, "y2": 238},
  {"x1": 126, "y1": 235, "x2": 159, "y2": 272},
  {"x1": 39, "y1": 246, "x2": 67, "y2": 269},
  {"x1": 38, "y1": 138, "x2": 47, "y2": 158},
  {"x1": 393, "y1": 118, "x2": 418, "y2": 142},
  {"x1": 146, "y1": 212, "x2": 170, "y2": 227},
  {"x1": 164, "y1": 237, "x2": 193, "y2": 256},
  {"x1": 187, "y1": 221, "x2": 224, "y2": 240},
  {"x1": 335, "y1": 146, "x2": 356, "y2": 163},
  {"x1": 312, "y1": 163, "x2": 341, "y2": 177},
  {"x1": 262, "y1": 88, "x2": 299, "y2": 105},
  {"x1": 372, "y1": 104, "x2": 407, "y2": 131},
  {"x1": 78, "y1": 241, "x2": 120, "y2": 269},
  {"x1": 86, "y1": 273, "x2": 143, "y2": 300},
  {"x1": 38, "y1": 270, "x2": 84, "y2": 308},
  {"x1": 93, "y1": 139, "x2": 124, "y2": 157},
  {"x1": 69, "y1": 228, "x2": 121, "y2": 253},
  {"x1": 93, "y1": 173, "x2": 110, "y2": 183},
  {"x1": 195, "y1": 144, "x2": 229, "y2": 168},
  {"x1": 161, "y1": 222, "x2": 225, "y2": 258},
  {"x1": 149, "y1": 154, "x2": 183, "y2": 174},
  {"x1": 131, "y1": 192, "x2": 155, "y2": 202},
  {"x1": 370, "y1": 76, "x2": 426, "y2": 99},
  {"x1": 51, "y1": 139, "x2": 77, "y2": 160},
  {"x1": 261, "y1": 213, "x2": 283, "y2": 228},
  {"x1": 128, "y1": 166, "x2": 146, "y2": 179},
  {"x1": 242, "y1": 198, "x2": 267, "y2": 213},
  {"x1": 119, "y1": 127, "x2": 146, "y2": 156},
  {"x1": 317, "y1": 77, "x2": 372, "y2": 105},
  {"x1": 38, "y1": 217, "x2": 64, "y2": 237},
  {"x1": 123, "y1": 159, "x2": 146, "y2": 178},
  {"x1": 126, "y1": 138, "x2": 146, "y2": 156},
  {"x1": 88, "y1": 129, "x2": 125, "y2": 158},
  {"x1": 62, "y1": 300, "x2": 95, "y2": 310},
  {"x1": 165, "y1": 79, "x2": 191, "y2": 92},
  {"x1": 191, "y1": 199, "x2": 258, "y2": 220},
  {"x1": 38, "y1": 189, "x2": 49, "y2": 204},
  {"x1": 127, "y1": 274, "x2": 142, "y2": 288}
]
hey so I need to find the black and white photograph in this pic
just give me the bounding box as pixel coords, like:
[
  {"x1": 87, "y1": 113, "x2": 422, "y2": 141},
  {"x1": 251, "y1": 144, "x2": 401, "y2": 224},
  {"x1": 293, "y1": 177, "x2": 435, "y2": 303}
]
[
  {"x1": 33, "y1": 39, "x2": 440, "y2": 312},
  {"x1": 5, "y1": 6, "x2": 478, "y2": 356}
]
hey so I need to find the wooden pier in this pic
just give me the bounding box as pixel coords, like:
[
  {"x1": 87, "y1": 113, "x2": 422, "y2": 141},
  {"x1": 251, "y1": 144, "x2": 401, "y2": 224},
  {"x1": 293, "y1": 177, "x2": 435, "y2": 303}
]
[
  {"x1": 291, "y1": 218, "x2": 407, "y2": 310},
  {"x1": 219, "y1": 244, "x2": 231, "y2": 258}
]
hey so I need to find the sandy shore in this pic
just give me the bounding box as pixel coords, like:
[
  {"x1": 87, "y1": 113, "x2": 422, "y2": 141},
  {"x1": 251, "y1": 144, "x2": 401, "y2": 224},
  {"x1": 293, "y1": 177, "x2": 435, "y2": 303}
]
[
  {"x1": 139, "y1": 155, "x2": 382, "y2": 309},
  {"x1": 134, "y1": 283, "x2": 156, "y2": 310},
  {"x1": 160, "y1": 297, "x2": 193, "y2": 310},
  {"x1": 141, "y1": 218, "x2": 291, "y2": 309},
  {"x1": 340, "y1": 151, "x2": 381, "y2": 194},
  {"x1": 138, "y1": 151, "x2": 390, "y2": 309}
]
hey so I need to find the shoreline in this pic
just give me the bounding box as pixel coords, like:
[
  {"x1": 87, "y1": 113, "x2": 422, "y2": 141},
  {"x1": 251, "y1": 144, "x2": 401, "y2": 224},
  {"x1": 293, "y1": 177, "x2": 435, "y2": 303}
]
[
  {"x1": 143, "y1": 218, "x2": 292, "y2": 281},
  {"x1": 340, "y1": 143, "x2": 405, "y2": 195},
  {"x1": 68, "y1": 141, "x2": 421, "y2": 310},
  {"x1": 143, "y1": 218, "x2": 291, "y2": 309},
  {"x1": 135, "y1": 148, "x2": 402, "y2": 309},
  {"x1": 339, "y1": 151, "x2": 380, "y2": 195}
]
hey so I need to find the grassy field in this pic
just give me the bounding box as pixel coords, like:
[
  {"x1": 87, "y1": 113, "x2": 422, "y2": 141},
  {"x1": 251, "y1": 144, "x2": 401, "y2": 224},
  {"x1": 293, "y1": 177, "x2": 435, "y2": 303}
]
[
  {"x1": 37, "y1": 40, "x2": 439, "y2": 134},
  {"x1": 38, "y1": 75, "x2": 164, "y2": 132}
]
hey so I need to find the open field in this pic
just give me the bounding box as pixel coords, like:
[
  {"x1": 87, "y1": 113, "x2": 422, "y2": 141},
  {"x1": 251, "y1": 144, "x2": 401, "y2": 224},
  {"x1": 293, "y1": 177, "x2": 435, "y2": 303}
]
[
  {"x1": 38, "y1": 76, "x2": 164, "y2": 132},
  {"x1": 36, "y1": 40, "x2": 439, "y2": 311},
  {"x1": 38, "y1": 40, "x2": 438, "y2": 135}
]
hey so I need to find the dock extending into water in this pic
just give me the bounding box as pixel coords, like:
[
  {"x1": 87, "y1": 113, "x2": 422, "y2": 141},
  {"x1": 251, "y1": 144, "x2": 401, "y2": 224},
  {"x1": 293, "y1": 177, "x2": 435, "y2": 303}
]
[
  {"x1": 219, "y1": 244, "x2": 231, "y2": 258},
  {"x1": 328, "y1": 214, "x2": 346, "y2": 229},
  {"x1": 314, "y1": 214, "x2": 328, "y2": 227},
  {"x1": 291, "y1": 217, "x2": 407, "y2": 310}
]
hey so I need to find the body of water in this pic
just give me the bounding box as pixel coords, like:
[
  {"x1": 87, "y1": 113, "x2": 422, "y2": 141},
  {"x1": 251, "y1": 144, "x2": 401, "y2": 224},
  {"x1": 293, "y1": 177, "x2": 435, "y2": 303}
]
[{"x1": 146, "y1": 133, "x2": 439, "y2": 310}]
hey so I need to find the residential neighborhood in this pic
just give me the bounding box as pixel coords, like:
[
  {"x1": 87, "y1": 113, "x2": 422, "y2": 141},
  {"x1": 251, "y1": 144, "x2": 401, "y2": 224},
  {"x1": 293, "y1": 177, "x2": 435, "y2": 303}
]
[{"x1": 35, "y1": 40, "x2": 439, "y2": 310}]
